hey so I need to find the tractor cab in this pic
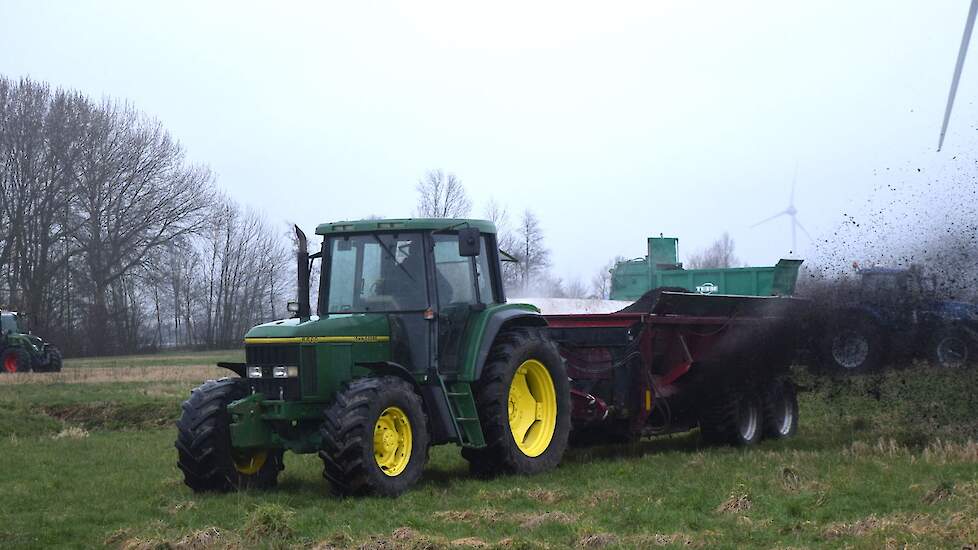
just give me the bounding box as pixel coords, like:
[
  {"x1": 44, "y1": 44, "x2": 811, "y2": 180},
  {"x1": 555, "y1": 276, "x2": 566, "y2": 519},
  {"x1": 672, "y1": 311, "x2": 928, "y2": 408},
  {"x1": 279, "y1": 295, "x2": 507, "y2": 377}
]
[
  {"x1": 0, "y1": 311, "x2": 21, "y2": 335},
  {"x1": 857, "y1": 265, "x2": 939, "y2": 310},
  {"x1": 311, "y1": 221, "x2": 503, "y2": 376}
]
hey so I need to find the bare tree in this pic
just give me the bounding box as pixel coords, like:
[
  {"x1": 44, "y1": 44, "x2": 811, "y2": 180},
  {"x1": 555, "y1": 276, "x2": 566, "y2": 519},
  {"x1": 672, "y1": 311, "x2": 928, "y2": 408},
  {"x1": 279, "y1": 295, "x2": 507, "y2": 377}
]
[
  {"x1": 590, "y1": 256, "x2": 626, "y2": 299},
  {"x1": 513, "y1": 209, "x2": 550, "y2": 294},
  {"x1": 484, "y1": 198, "x2": 521, "y2": 293},
  {"x1": 0, "y1": 76, "x2": 298, "y2": 356},
  {"x1": 71, "y1": 102, "x2": 213, "y2": 354},
  {"x1": 415, "y1": 169, "x2": 471, "y2": 218},
  {"x1": 564, "y1": 278, "x2": 588, "y2": 299},
  {"x1": 686, "y1": 232, "x2": 739, "y2": 269}
]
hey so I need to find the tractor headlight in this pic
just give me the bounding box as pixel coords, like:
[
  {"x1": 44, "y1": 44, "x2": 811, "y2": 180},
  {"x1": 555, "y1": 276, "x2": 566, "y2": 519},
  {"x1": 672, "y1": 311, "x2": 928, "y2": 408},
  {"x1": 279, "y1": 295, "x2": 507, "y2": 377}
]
[
  {"x1": 247, "y1": 365, "x2": 263, "y2": 378},
  {"x1": 272, "y1": 366, "x2": 299, "y2": 378}
]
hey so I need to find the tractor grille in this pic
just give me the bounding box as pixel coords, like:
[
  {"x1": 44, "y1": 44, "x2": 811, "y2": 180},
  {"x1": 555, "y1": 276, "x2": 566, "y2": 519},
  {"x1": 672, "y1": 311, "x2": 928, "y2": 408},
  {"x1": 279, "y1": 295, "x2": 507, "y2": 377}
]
[
  {"x1": 246, "y1": 345, "x2": 300, "y2": 366},
  {"x1": 300, "y1": 346, "x2": 318, "y2": 397},
  {"x1": 245, "y1": 344, "x2": 301, "y2": 401}
]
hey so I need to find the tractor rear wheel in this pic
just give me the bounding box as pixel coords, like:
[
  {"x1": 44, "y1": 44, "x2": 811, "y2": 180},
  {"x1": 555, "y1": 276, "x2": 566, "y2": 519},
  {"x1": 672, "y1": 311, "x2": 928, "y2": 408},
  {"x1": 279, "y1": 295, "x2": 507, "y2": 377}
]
[
  {"x1": 761, "y1": 379, "x2": 798, "y2": 439},
  {"x1": 467, "y1": 327, "x2": 570, "y2": 476},
  {"x1": 1, "y1": 348, "x2": 31, "y2": 373},
  {"x1": 319, "y1": 376, "x2": 429, "y2": 496},
  {"x1": 700, "y1": 388, "x2": 763, "y2": 446},
  {"x1": 175, "y1": 378, "x2": 283, "y2": 492}
]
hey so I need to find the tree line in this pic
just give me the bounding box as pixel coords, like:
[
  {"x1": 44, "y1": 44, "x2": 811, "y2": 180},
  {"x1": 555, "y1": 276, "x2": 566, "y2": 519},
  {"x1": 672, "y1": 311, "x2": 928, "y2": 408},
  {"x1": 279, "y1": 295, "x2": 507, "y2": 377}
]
[
  {"x1": 0, "y1": 76, "x2": 740, "y2": 357},
  {"x1": 0, "y1": 77, "x2": 291, "y2": 356}
]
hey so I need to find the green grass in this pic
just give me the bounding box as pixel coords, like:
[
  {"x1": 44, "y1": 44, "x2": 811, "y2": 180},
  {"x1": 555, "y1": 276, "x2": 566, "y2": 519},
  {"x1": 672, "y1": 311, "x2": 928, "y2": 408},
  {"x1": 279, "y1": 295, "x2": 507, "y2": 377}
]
[
  {"x1": 2, "y1": 363, "x2": 977, "y2": 549},
  {"x1": 63, "y1": 348, "x2": 243, "y2": 369}
]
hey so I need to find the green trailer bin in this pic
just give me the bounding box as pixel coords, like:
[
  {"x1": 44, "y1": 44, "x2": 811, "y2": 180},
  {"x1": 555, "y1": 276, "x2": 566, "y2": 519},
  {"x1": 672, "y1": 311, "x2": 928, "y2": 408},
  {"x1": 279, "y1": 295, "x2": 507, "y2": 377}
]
[{"x1": 609, "y1": 237, "x2": 802, "y2": 301}]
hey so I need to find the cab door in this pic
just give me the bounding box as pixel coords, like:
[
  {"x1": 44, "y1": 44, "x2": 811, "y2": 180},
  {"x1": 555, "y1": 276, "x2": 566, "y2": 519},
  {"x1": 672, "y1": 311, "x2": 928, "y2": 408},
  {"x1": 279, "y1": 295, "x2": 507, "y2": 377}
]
[{"x1": 431, "y1": 233, "x2": 495, "y2": 374}]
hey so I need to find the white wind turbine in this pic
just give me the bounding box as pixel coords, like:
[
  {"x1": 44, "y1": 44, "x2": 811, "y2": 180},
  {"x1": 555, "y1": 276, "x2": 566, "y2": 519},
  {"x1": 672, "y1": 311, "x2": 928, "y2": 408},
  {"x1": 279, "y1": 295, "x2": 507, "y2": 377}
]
[
  {"x1": 938, "y1": 0, "x2": 978, "y2": 151},
  {"x1": 751, "y1": 164, "x2": 812, "y2": 255}
]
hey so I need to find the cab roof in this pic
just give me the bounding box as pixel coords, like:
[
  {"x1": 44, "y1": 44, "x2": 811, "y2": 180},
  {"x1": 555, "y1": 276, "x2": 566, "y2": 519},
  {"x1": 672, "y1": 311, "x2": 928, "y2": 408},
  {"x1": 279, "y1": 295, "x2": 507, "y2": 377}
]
[{"x1": 315, "y1": 218, "x2": 497, "y2": 236}]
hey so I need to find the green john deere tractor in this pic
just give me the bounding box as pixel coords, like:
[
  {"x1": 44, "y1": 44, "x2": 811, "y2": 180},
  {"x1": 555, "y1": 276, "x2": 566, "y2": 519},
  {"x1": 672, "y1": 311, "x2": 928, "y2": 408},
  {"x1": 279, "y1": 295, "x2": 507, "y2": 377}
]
[
  {"x1": 176, "y1": 219, "x2": 571, "y2": 496},
  {"x1": 0, "y1": 310, "x2": 63, "y2": 373}
]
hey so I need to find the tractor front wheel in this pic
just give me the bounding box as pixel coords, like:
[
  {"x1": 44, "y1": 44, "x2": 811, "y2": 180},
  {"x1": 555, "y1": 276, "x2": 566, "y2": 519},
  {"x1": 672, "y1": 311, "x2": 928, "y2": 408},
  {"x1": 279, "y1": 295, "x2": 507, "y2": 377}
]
[
  {"x1": 1, "y1": 348, "x2": 32, "y2": 373},
  {"x1": 175, "y1": 378, "x2": 283, "y2": 492},
  {"x1": 319, "y1": 376, "x2": 430, "y2": 496},
  {"x1": 930, "y1": 328, "x2": 971, "y2": 368},
  {"x1": 44, "y1": 346, "x2": 63, "y2": 373},
  {"x1": 468, "y1": 327, "x2": 570, "y2": 476}
]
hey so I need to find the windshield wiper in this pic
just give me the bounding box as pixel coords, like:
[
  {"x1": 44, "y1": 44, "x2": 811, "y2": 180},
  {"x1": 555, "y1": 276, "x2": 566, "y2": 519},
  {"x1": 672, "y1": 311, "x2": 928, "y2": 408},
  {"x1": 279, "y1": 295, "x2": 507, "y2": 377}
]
[{"x1": 372, "y1": 235, "x2": 416, "y2": 283}]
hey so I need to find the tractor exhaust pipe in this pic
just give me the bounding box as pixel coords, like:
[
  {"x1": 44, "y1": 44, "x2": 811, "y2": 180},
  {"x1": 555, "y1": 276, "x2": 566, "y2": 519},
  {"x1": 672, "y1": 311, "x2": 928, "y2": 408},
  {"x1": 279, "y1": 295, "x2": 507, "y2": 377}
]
[{"x1": 294, "y1": 225, "x2": 311, "y2": 319}]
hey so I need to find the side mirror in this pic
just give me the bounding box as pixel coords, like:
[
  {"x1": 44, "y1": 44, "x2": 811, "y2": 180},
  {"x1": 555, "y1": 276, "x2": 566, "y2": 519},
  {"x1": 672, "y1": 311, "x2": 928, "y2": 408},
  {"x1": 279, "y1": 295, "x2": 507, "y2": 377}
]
[{"x1": 458, "y1": 228, "x2": 481, "y2": 257}]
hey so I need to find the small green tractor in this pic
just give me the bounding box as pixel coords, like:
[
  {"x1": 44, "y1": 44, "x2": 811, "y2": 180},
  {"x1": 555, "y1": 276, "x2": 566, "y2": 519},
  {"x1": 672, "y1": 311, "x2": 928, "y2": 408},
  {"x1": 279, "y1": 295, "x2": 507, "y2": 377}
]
[
  {"x1": 177, "y1": 219, "x2": 570, "y2": 495},
  {"x1": 0, "y1": 310, "x2": 63, "y2": 373}
]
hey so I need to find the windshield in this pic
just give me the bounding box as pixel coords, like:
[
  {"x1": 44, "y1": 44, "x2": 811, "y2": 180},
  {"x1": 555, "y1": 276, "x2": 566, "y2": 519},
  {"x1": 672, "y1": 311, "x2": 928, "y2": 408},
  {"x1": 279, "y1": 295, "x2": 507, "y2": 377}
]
[
  {"x1": 324, "y1": 233, "x2": 428, "y2": 314},
  {"x1": 0, "y1": 314, "x2": 19, "y2": 334}
]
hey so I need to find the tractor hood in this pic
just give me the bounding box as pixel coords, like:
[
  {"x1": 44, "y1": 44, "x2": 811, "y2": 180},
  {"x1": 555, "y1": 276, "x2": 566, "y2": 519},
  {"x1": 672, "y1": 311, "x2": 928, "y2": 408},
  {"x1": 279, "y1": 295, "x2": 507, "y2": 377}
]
[{"x1": 244, "y1": 314, "x2": 390, "y2": 342}]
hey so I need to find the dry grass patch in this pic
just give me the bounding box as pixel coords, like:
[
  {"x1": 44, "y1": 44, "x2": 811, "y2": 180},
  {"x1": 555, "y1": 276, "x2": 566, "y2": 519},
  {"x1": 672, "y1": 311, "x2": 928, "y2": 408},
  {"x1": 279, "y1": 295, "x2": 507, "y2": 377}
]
[
  {"x1": 716, "y1": 485, "x2": 752, "y2": 514},
  {"x1": 518, "y1": 511, "x2": 577, "y2": 529},
  {"x1": 52, "y1": 426, "x2": 89, "y2": 439},
  {"x1": 631, "y1": 532, "x2": 696, "y2": 547},
  {"x1": 578, "y1": 533, "x2": 618, "y2": 548},
  {"x1": 922, "y1": 439, "x2": 978, "y2": 463},
  {"x1": 585, "y1": 489, "x2": 620, "y2": 507},
  {"x1": 0, "y1": 365, "x2": 227, "y2": 385},
  {"x1": 449, "y1": 537, "x2": 490, "y2": 548},
  {"x1": 432, "y1": 509, "x2": 504, "y2": 524},
  {"x1": 823, "y1": 511, "x2": 978, "y2": 543}
]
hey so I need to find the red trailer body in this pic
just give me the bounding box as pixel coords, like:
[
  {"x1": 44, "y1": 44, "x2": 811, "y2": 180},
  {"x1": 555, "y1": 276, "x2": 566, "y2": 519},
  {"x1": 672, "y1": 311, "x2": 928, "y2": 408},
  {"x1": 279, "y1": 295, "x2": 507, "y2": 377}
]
[{"x1": 545, "y1": 292, "x2": 802, "y2": 445}]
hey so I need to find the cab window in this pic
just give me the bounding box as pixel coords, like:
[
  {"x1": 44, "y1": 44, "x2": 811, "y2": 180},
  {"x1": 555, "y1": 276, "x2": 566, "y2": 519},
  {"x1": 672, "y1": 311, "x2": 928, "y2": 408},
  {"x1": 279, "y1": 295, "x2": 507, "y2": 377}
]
[{"x1": 432, "y1": 235, "x2": 494, "y2": 306}]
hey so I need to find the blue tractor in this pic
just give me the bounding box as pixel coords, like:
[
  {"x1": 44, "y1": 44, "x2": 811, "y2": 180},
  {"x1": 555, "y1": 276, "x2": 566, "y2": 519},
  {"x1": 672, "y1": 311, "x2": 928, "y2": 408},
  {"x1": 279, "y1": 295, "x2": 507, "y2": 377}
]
[{"x1": 819, "y1": 266, "x2": 978, "y2": 371}]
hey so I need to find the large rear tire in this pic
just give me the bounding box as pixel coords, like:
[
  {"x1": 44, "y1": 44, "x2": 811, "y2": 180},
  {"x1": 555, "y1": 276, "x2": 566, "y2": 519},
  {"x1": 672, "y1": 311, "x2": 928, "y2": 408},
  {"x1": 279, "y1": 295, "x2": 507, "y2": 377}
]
[
  {"x1": 700, "y1": 388, "x2": 763, "y2": 446},
  {"x1": 930, "y1": 328, "x2": 971, "y2": 368},
  {"x1": 467, "y1": 328, "x2": 570, "y2": 476},
  {"x1": 319, "y1": 376, "x2": 430, "y2": 496},
  {"x1": 175, "y1": 378, "x2": 283, "y2": 492},
  {"x1": 761, "y1": 379, "x2": 798, "y2": 439},
  {"x1": 1, "y1": 348, "x2": 32, "y2": 373}
]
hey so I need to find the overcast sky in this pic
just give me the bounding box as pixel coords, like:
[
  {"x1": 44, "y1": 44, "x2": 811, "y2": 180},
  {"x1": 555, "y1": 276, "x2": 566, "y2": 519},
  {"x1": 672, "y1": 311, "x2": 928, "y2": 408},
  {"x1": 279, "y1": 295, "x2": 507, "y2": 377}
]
[{"x1": 2, "y1": 1, "x2": 976, "y2": 284}]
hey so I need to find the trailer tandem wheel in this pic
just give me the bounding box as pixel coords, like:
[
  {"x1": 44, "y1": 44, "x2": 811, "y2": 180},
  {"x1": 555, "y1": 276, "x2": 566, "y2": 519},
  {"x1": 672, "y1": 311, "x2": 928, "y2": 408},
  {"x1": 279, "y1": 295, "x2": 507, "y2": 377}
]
[
  {"x1": 699, "y1": 388, "x2": 763, "y2": 447},
  {"x1": 761, "y1": 379, "x2": 798, "y2": 439}
]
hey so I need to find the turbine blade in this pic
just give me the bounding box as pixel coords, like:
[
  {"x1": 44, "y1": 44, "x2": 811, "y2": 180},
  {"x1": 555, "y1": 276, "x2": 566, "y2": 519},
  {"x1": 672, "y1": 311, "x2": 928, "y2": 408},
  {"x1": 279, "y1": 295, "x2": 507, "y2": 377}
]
[
  {"x1": 750, "y1": 211, "x2": 788, "y2": 228},
  {"x1": 790, "y1": 161, "x2": 798, "y2": 205},
  {"x1": 938, "y1": 0, "x2": 978, "y2": 151},
  {"x1": 795, "y1": 218, "x2": 814, "y2": 242}
]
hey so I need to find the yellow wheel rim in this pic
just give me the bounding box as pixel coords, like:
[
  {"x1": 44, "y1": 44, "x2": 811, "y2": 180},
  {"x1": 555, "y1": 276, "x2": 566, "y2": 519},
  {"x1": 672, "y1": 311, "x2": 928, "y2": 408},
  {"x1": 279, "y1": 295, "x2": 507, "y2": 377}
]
[
  {"x1": 232, "y1": 449, "x2": 267, "y2": 475},
  {"x1": 374, "y1": 406, "x2": 413, "y2": 477},
  {"x1": 508, "y1": 359, "x2": 557, "y2": 457}
]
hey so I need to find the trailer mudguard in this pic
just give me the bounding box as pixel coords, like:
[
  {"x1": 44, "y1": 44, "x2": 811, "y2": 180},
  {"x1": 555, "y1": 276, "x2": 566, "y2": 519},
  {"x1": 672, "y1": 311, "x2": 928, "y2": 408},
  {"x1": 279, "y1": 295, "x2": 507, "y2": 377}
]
[{"x1": 471, "y1": 307, "x2": 547, "y2": 381}]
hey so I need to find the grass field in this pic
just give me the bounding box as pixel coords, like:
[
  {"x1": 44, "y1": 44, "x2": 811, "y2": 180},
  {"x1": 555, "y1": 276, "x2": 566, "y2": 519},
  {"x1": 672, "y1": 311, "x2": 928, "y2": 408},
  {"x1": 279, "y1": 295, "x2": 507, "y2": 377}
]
[{"x1": 1, "y1": 357, "x2": 977, "y2": 549}]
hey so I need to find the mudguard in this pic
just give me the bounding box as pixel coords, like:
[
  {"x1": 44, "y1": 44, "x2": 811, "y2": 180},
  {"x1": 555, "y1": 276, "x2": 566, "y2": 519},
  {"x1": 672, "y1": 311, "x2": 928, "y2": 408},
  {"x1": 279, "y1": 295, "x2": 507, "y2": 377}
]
[{"x1": 472, "y1": 308, "x2": 547, "y2": 380}]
